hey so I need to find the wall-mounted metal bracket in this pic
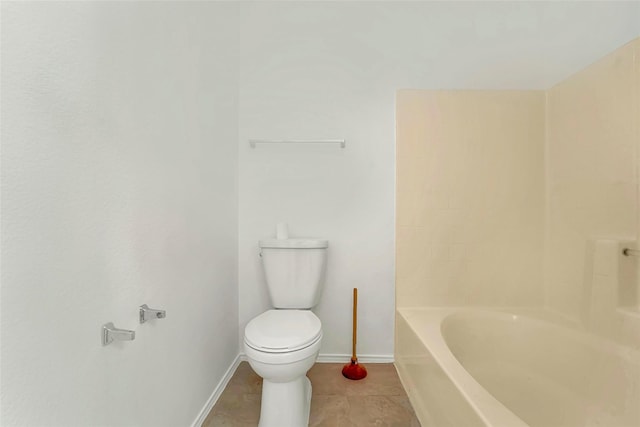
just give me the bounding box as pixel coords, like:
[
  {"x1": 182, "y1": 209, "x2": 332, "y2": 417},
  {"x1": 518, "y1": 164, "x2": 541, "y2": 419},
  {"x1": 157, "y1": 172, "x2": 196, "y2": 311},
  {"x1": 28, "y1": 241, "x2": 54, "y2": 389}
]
[
  {"x1": 102, "y1": 322, "x2": 135, "y2": 346},
  {"x1": 139, "y1": 304, "x2": 166, "y2": 324}
]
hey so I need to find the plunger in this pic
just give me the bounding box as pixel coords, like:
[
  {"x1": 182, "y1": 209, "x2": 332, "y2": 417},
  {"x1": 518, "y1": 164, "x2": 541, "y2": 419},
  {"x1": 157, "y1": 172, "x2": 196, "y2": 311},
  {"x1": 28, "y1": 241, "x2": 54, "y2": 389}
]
[{"x1": 342, "y1": 287, "x2": 367, "y2": 380}]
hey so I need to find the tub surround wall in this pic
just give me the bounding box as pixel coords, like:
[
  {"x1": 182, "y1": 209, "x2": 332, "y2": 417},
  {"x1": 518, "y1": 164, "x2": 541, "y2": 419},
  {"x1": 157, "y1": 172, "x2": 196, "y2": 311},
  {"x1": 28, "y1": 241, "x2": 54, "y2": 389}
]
[
  {"x1": 583, "y1": 239, "x2": 640, "y2": 348},
  {"x1": 396, "y1": 91, "x2": 545, "y2": 308},
  {"x1": 397, "y1": 38, "x2": 640, "y2": 339},
  {"x1": 1, "y1": 3, "x2": 240, "y2": 426},
  {"x1": 546, "y1": 38, "x2": 640, "y2": 323}
]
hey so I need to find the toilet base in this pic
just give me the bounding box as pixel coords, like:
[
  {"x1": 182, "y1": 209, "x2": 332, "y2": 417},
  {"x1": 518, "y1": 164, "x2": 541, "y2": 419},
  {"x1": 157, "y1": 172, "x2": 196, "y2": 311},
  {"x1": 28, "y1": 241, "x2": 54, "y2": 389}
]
[{"x1": 258, "y1": 375, "x2": 312, "y2": 427}]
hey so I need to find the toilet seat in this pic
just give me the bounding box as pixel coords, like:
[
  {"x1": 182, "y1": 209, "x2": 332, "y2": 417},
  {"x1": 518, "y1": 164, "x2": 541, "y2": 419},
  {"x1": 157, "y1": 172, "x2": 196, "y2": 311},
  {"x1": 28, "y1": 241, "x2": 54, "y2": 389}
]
[
  {"x1": 244, "y1": 333, "x2": 322, "y2": 366},
  {"x1": 244, "y1": 310, "x2": 322, "y2": 353}
]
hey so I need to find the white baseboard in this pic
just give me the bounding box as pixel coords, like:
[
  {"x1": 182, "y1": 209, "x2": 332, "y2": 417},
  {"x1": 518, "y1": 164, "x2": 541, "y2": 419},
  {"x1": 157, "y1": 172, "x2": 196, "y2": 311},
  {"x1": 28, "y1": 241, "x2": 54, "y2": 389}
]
[
  {"x1": 191, "y1": 353, "x2": 242, "y2": 427},
  {"x1": 239, "y1": 352, "x2": 393, "y2": 364},
  {"x1": 316, "y1": 353, "x2": 394, "y2": 363}
]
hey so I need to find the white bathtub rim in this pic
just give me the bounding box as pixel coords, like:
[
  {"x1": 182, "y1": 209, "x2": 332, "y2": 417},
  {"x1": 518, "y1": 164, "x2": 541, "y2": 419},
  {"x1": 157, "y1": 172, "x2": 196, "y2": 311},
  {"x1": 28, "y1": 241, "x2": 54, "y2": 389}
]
[
  {"x1": 444, "y1": 307, "x2": 640, "y2": 363},
  {"x1": 398, "y1": 308, "x2": 527, "y2": 427},
  {"x1": 398, "y1": 306, "x2": 640, "y2": 427},
  {"x1": 402, "y1": 306, "x2": 640, "y2": 363}
]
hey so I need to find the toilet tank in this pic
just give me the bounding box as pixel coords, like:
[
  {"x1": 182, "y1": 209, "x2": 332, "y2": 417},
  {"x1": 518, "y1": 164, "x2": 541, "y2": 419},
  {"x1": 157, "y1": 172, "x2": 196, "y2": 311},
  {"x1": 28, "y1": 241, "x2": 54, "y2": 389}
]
[{"x1": 259, "y1": 238, "x2": 328, "y2": 309}]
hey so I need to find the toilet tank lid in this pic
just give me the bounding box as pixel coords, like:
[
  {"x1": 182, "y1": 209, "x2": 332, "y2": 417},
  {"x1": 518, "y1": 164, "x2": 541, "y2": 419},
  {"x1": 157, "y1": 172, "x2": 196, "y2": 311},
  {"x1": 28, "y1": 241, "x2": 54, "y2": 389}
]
[{"x1": 259, "y1": 238, "x2": 328, "y2": 249}]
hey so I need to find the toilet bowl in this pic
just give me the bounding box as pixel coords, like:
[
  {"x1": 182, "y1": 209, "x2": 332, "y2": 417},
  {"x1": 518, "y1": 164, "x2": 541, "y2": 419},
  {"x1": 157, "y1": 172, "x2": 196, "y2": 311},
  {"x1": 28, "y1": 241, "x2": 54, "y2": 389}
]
[{"x1": 244, "y1": 309, "x2": 323, "y2": 427}]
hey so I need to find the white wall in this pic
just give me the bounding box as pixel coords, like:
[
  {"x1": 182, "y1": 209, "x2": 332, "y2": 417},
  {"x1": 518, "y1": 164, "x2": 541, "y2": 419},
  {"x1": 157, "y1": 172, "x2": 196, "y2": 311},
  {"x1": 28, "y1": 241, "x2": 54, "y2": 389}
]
[
  {"x1": 237, "y1": 3, "x2": 399, "y2": 358},
  {"x1": 1, "y1": 3, "x2": 239, "y2": 426},
  {"x1": 236, "y1": 1, "x2": 640, "y2": 359}
]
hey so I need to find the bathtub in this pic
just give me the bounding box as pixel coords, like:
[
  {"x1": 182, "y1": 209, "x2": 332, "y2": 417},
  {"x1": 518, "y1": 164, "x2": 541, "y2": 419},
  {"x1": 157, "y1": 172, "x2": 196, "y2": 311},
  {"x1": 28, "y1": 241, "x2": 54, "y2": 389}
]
[{"x1": 395, "y1": 308, "x2": 640, "y2": 427}]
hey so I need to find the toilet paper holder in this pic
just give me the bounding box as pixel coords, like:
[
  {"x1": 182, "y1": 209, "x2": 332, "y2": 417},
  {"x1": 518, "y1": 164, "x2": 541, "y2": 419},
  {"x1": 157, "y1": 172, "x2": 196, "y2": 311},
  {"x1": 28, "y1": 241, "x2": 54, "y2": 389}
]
[
  {"x1": 102, "y1": 322, "x2": 135, "y2": 346},
  {"x1": 139, "y1": 304, "x2": 166, "y2": 323}
]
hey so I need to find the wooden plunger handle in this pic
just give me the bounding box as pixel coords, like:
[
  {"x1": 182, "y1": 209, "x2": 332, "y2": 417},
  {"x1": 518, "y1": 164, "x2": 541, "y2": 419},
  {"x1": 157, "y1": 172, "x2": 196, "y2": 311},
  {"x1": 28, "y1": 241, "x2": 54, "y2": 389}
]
[{"x1": 352, "y1": 288, "x2": 358, "y2": 360}]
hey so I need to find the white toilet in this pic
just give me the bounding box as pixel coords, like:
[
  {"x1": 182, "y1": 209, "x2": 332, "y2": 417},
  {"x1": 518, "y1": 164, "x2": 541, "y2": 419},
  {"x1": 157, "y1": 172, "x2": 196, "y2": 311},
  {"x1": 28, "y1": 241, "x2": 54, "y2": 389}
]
[{"x1": 244, "y1": 232, "x2": 328, "y2": 427}]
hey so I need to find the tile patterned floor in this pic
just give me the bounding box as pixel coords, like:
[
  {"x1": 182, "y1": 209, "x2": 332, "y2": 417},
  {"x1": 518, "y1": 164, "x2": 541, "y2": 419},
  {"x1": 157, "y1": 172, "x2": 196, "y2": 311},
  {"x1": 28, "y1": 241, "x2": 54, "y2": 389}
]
[{"x1": 204, "y1": 362, "x2": 421, "y2": 427}]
